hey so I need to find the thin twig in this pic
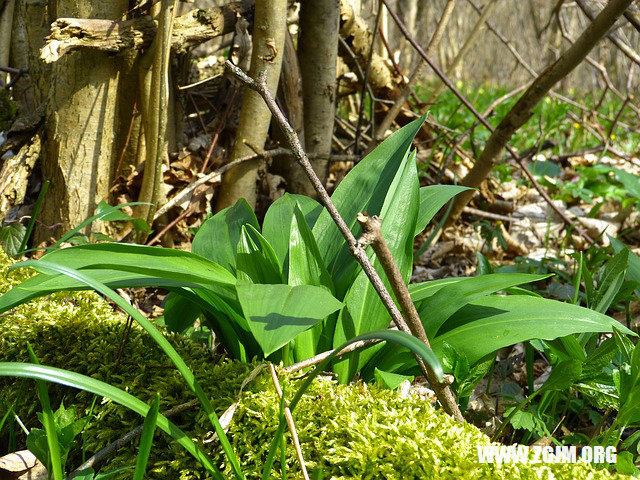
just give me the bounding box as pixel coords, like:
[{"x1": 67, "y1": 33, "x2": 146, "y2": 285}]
[
  {"x1": 153, "y1": 150, "x2": 359, "y2": 221},
  {"x1": 68, "y1": 400, "x2": 199, "y2": 478},
  {"x1": 282, "y1": 339, "x2": 379, "y2": 375},
  {"x1": 380, "y1": 0, "x2": 595, "y2": 246},
  {"x1": 269, "y1": 364, "x2": 309, "y2": 480},
  {"x1": 225, "y1": 60, "x2": 463, "y2": 422}
]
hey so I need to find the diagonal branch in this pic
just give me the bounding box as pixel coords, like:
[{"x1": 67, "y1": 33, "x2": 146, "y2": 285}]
[{"x1": 225, "y1": 60, "x2": 464, "y2": 422}]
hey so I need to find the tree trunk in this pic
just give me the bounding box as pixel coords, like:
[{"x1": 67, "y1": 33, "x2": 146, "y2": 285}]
[
  {"x1": 215, "y1": 0, "x2": 287, "y2": 211},
  {"x1": 297, "y1": 0, "x2": 339, "y2": 193},
  {"x1": 34, "y1": 0, "x2": 129, "y2": 244},
  {"x1": 448, "y1": 0, "x2": 635, "y2": 225}
]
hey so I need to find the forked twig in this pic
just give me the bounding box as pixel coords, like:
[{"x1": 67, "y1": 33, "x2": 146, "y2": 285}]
[{"x1": 225, "y1": 60, "x2": 464, "y2": 422}]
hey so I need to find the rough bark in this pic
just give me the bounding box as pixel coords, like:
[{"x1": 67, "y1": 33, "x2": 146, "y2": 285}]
[
  {"x1": 448, "y1": 0, "x2": 635, "y2": 224},
  {"x1": 0, "y1": 132, "x2": 40, "y2": 220},
  {"x1": 35, "y1": 0, "x2": 128, "y2": 244},
  {"x1": 298, "y1": 0, "x2": 339, "y2": 191},
  {"x1": 40, "y1": 1, "x2": 254, "y2": 63},
  {"x1": 214, "y1": 0, "x2": 287, "y2": 210}
]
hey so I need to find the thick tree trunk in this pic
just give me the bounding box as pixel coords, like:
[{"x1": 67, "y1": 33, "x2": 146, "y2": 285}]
[
  {"x1": 297, "y1": 0, "x2": 339, "y2": 192},
  {"x1": 35, "y1": 0, "x2": 128, "y2": 244},
  {"x1": 448, "y1": 0, "x2": 635, "y2": 225},
  {"x1": 215, "y1": 0, "x2": 287, "y2": 210}
]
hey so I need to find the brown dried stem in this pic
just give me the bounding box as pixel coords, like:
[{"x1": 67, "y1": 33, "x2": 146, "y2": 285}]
[
  {"x1": 269, "y1": 364, "x2": 310, "y2": 480},
  {"x1": 225, "y1": 60, "x2": 463, "y2": 422}
]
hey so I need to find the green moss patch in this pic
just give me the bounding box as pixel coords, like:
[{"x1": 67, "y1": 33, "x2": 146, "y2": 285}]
[{"x1": 0, "y1": 252, "x2": 629, "y2": 479}]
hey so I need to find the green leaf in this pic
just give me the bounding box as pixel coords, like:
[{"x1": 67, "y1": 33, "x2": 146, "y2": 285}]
[
  {"x1": 594, "y1": 249, "x2": 628, "y2": 313},
  {"x1": 0, "y1": 244, "x2": 236, "y2": 314},
  {"x1": 96, "y1": 201, "x2": 150, "y2": 234},
  {"x1": 288, "y1": 204, "x2": 335, "y2": 360},
  {"x1": 374, "y1": 368, "x2": 413, "y2": 390},
  {"x1": 419, "y1": 273, "x2": 550, "y2": 338},
  {"x1": 133, "y1": 395, "x2": 160, "y2": 480},
  {"x1": 543, "y1": 360, "x2": 583, "y2": 391},
  {"x1": 0, "y1": 222, "x2": 26, "y2": 257},
  {"x1": 312, "y1": 116, "x2": 425, "y2": 290},
  {"x1": 262, "y1": 193, "x2": 322, "y2": 265},
  {"x1": 236, "y1": 225, "x2": 283, "y2": 284},
  {"x1": 432, "y1": 295, "x2": 634, "y2": 365},
  {"x1": 332, "y1": 148, "x2": 420, "y2": 381},
  {"x1": 0, "y1": 363, "x2": 223, "y2": 479},
  {"x1": 163, "y1": 292, "x2": 202, "y2": 334},
  {"x1": 192, "y1": 198, "x2": 258, "y2": 273},
  {"x1": 27, "y1": 344, "x2": 64, "y2": 480},
  {"x1": 414, "y1": 185, "x2": 473, "y2": 236},
  {"x1": 236, "y1": 284, "x2": 342, "y2": 356},
  {"x1": 51, "y1": 202, "x2": 149, "y2": 250},
  {"x1": 610, "y1": 236, "x2": 640, "y2": 297}
]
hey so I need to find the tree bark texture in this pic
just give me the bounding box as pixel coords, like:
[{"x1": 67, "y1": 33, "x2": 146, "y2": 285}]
[
  {"x1": 215, "y1": 0, "x2": 287, "y2": 210},
  {"x1": 448, "y1": 0, "x2": 636, "y2": 224},
  {"x1": 35, "y1": 0, "x2": 128, "y2": 244},
  {"x1": 298, "y1": 0, "x2": 339, "y2": 192}
]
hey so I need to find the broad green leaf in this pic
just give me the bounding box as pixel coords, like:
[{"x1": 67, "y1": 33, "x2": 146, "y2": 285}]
[
  {"x1": 96, "y1": 200, "x2": 150, "y2": 234},
  {"x1": 133, "y1": 395, "x2": 160, "y2": 480},
  {"x1": 163, "y1": 292, "x2": 202, "y2": 334},
  {"x1": 0, "y1": 244, "x2": 236, "y2": 314},
  {"x1": 374, "y1": 368, "x2": 414, "y2": 390},
  {"x1": 594, "y1": 249, "x2": 628, "y2": 313},
  {"x1": 192, "y1": 198, "x2": 258, "y2": 273},
  {"x1": 432, "y1": 295, "x2": 635, "y2": 365},
  {"x1": 610, "y1": 236, "x2": 640, "y2": 296},
  {"x1": 262, "y1": 193, "x2": 322, "y2": 265},
  {"x1": 236, "y1": 225, "x2": 283, "y2": 284},
  {"x1": 610, "y1": 167, "x2": 640, "y2": 201},
  {"x1": 288, "y1": 204, "x2": 335, "y2": 360},
  {"x1": 414, "y1": 185, "x2": 473, "y2": 236},
  {"x1": 236, "y1": 284, "x2": 342, "y2": 356},
  {"x1": 332, "y1": 149, "x2": 420, "y2": 381},
  {"x1": 408, "y1": 277, "x2": 466, "y2": 303},
  {"x1": 543, "y1": 360, "x2": 583, "y2": 391},
  {"x1": 0, "y1": 363, "x2": 223, "y2": 479},
  {"x1": 420, "y1": 273, "x2": 550, "y2": 338},
  {"x1": 312, "y1": 116, "x2": 425, "y2": 290}
]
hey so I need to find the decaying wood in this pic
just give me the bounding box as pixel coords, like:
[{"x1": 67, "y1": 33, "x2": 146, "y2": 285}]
[
  {"x1": 40, "y1": 0, "x2": 253, "y2": 63},
  {"x1": 0, "y1": 133, "x2": 40, "y2": 221},
  {"x1": 339, "y1": 0, "x2": 400, "y2": 98}
]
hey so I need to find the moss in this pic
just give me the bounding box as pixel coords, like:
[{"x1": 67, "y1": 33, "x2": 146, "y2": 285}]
[{"x1": 0, "y1": 252, "x2": 630, "y2": 479}]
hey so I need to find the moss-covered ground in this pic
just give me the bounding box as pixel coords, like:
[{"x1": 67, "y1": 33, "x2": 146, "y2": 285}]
[{"x1": 0, "y1": 252, "x2": 630, "y2": 479}]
